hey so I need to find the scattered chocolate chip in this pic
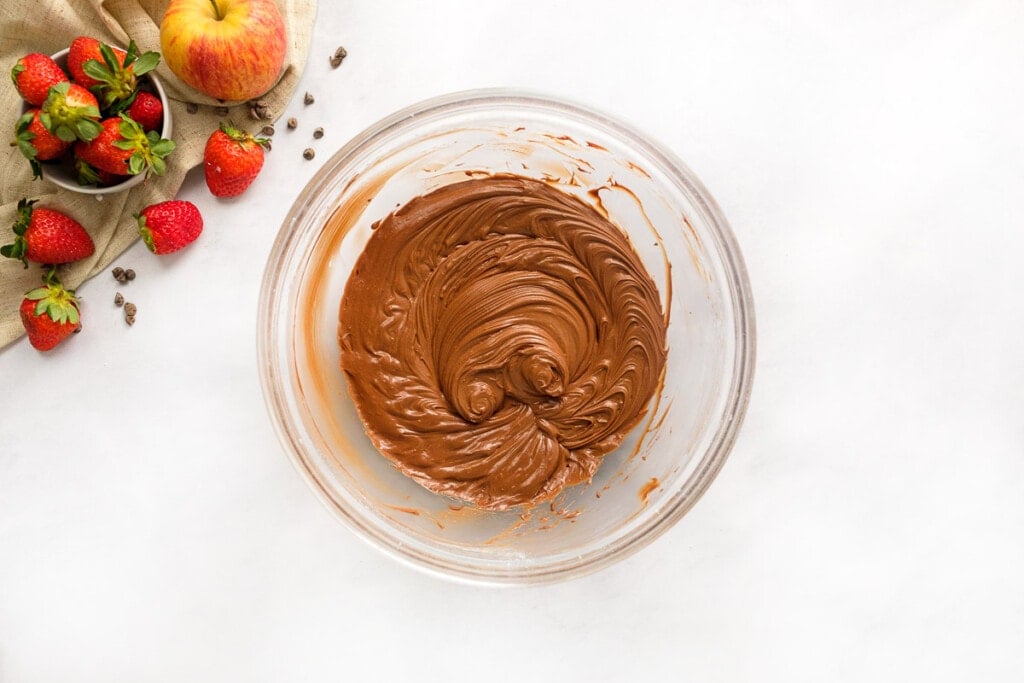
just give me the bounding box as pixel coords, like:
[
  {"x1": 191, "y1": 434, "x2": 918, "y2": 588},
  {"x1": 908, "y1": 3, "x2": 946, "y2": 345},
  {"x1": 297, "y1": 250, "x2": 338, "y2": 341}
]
[
  {"x1": 303, "y1": 148, "x2": 315, "y2": 160},
  {"x1": 287, "y1": 117, "x2": 297, "y2": 129},
  {"x1": 334, "y1": 45, "x2": 348, "y2": 60},
  {"x1": 261, "y1": 125, "x2": 275, "y2": 137},
  {"x1": 330, "y1": 56, "x2": 343, "y2": 69},
  {"x1": 124, "y1": 268, "x2": 135, "y2": 281},
  {"x1": 112, "y1": 267, "x2": 124, "y2": 281},
  {"x1": 114, "y1": 293, "x2": 124, "y2": 307},
  {"x1": 303, "y1": 91, "x2": 314, "y2": 105},
  {"x1": 125, "y1": 314, "x2": 136, "y2": 326},
  {"x1": 248, "y1": 99, "x2": 271, "y2": 121},
  {"x1": 124, "y1": 302, "x2": 137, "y2": 317},
  {"x1": 264, "y1": 140, "x2": 272, "y2": 152},
  {"x1": 215, "y1": 106, "x2": 230, "y2": 116},
  {"x1": 186, "y1": 102, "x2": 199, "y2": 114},
  {"x1": 313, "y1": 127, "x2": 324, "y2": 139}
]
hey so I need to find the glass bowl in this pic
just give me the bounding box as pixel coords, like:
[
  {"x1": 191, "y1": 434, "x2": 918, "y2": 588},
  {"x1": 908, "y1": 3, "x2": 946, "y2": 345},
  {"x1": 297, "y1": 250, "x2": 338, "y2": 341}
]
[{"x1": 258, "y1": 89, "x2": 755, "y2": 584}]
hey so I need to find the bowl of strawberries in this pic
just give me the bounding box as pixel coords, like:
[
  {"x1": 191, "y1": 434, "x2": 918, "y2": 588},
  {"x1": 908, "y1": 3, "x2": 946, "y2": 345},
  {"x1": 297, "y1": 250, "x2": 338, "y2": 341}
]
[{"x1": 12, "y1": 36, "x2": 175, "y2": 195}]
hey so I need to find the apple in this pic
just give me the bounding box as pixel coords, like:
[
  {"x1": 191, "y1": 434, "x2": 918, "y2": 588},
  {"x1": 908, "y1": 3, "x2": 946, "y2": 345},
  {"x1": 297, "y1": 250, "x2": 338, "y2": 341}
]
[{"x1": 160, "y1": 0, "x2": 287, "y2": 102}]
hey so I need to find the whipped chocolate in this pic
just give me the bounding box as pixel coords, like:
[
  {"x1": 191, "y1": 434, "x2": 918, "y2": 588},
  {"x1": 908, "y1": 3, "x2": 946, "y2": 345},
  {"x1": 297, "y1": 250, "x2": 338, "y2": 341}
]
[{"x1": 338, "y1": 175, "x2": 667, "y2": 510}]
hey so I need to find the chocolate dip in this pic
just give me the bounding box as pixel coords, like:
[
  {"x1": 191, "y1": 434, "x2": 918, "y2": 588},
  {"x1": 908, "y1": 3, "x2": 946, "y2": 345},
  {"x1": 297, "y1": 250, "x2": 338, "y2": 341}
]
[{"x1": 338, "y1": 175, "x2": 667, "y2": 510}]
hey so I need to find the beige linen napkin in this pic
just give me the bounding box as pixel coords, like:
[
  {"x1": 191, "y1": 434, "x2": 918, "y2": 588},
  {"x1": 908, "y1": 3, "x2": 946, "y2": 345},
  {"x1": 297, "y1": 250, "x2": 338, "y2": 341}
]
[{"x1": 0, "y1": 0, "x2": 316, "y2": 349}]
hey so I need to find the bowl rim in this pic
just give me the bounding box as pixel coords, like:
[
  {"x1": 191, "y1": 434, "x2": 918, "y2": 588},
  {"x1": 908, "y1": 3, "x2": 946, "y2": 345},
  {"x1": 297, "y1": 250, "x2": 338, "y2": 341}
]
[
  {"x1": 21, "y1": 46, "x2": 173, "y2": 195},
  {"x1": 257, "y1": 87, "x2": 757, "y2": 585}
]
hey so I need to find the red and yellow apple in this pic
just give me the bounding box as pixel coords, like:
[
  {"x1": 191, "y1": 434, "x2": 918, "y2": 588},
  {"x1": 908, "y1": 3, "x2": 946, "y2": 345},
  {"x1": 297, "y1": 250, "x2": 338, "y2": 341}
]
[{"x1": 160, "y1": 0, "x2": 287, "y2": 102}]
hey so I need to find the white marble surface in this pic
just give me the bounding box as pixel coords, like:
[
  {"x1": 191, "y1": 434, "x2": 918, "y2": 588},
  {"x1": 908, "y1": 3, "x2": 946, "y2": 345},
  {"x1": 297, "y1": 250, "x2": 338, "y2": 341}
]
[{"x1": 2, "y1": 1, "x2": 1023, "y2": 680}]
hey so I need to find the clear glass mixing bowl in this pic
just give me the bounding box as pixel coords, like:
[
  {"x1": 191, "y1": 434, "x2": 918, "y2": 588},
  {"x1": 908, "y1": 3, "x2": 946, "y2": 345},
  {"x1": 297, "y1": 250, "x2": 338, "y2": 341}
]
[{"x1": 257, "y1": 89, "x2": 755, "y2": 584}]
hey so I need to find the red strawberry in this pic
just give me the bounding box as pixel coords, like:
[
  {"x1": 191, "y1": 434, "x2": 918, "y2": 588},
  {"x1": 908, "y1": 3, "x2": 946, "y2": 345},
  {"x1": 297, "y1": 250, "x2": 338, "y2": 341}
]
[
  {"x1": 13, "y1": 109, "x2": 71, "y2": 179},
  {"x1": 203, "y1": 122, "x2": 269, "y2": 197},
  {"x1": 1, "y1": 198, "x2": 95, "y2": 267},
  {"x1": 136, "y1": 200, "x2": 203, "y2": 255},
  {"x1": 127, "y1": 91, "x2": 163, "y2": 132},
  {"x1": 73, "y1": 114, "x2": 175, "y2": 176},
  {"x1": 67, "y1": 37, "x2": 126, "y2": 89},
  {"x1": 40, "y1": 81, "x2": 101, "y2": 142},
  {"x1": 19, "y1": 270, "x2": 81, "y2": 351},
  {"x1": 10, "y1": 53, "x2": 69, "y2": 106},
  {"x1": 71, "y1": 38, "x2": 160, "y2": 112}
]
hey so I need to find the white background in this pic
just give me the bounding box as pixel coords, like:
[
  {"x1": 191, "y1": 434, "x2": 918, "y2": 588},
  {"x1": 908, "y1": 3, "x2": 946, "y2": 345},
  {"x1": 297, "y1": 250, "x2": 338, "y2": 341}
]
[{"x1": 2, "y1": 1, "x2": 1023, "y2": 680}]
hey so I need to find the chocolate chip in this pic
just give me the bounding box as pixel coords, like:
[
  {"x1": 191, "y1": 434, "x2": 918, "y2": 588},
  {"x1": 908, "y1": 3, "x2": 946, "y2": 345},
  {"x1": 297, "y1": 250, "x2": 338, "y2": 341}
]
[
  {"x1": 215, "y1": 106, "x2": 230, "y2": 116},
  {"x1": 264, "y1": 140, "x2": 272, "y2": 152},
  {"x1": 124, "y1": 302, "x2": 137, "y2": 317},
  {"x1": 303, "y1": 148, "x2": 315, "y2": 160},
  {"x1": 313, "y1": 127, "x2": 324, "y2": 139},
  {"x1": 287, "y1": 117, "x2": 297, "y2": 129},
  {"x1": 114, "y1": 293, "x2": 124, "y2": 307},
  {"x1": 249, "y1": 100, "x2": 270, "y2": 121},
  {"x1": 186, "y1": 102, "x2": 199, "y2": 114},
  {"x1": 125, "y1": 314, "x2": 136, "y2": 326},
  {"x1": 303, "y1": 92, "x2": 314, "y2": 105},
  {"x1": 124, "y1": 268, "x2": 135, "y2": 281},
  {"x1": 112, "y1": 267, "x2": 124, "y2": 281},
  {"x1": 329, "y1": 47, "x2": 347, "y2": 69},
  {"x1": 261, "y1": 125, "x2": 275, "y2": 137}
]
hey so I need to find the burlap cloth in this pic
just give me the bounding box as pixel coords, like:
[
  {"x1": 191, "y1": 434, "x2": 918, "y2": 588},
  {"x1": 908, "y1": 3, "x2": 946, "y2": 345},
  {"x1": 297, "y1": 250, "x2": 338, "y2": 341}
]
[{"x1": 0, "y1": 0, "x2": 316, "y2": 349}]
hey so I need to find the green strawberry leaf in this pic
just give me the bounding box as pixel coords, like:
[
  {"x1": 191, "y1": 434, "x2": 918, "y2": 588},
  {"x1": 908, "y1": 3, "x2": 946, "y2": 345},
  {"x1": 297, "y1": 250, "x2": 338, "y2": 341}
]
[
  {"x1": 150, "y1": 155, "x2": 167, "y2": 176},
  {"x1": 75, "y1": 158, "x2": 102, "y2": 186},
  {"x1": 54, "y1": 124, "x2": 77, "y2": 143},
  {"x1": 113, "y1": 139, "x2": 137, "y2": 151},
  {"x1": 128, "y1": 153, "x2": 145, "y2": 175},
  {"x1": 131, "y1": 51, "x2": 160, "y2": 76},
  {"x1": 25, "y1": 287, "x2": 49, "y2": 301},
  {"x1": 76, "y1": 118, "x2": 102, "y2": 142},
  {"x1": 109, "y1": 90, "x2": 137, "y2": 115},
  {"x1": 98, "y1": 42, "x2": 120, "y2": 73},
  {"x1": 150, "y1": 139, "x2": 176, "y2": 156},
  {"x1": 14, "y1": 113, "x2": 39, "y2": 164},
  {"x1": 67, "y1": 306, "x2": 80, "y2": 326},
  {"x1": 38, "y1": 111, "x2": 52, "y2": 130},
  {"x1": 82, "y1": 59, "x2": 115, "y2": 85}
]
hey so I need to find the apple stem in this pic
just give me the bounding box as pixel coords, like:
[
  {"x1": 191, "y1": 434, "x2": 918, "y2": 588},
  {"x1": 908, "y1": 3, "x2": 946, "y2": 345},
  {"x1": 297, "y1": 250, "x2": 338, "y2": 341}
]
[{"x1": 208, "y1": 0, "x2": 224, "y2": 20}]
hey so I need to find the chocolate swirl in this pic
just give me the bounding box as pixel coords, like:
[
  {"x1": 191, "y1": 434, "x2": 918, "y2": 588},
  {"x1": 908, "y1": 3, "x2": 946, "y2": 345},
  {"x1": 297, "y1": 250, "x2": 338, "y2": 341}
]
[{"x1": 339, "y1": 175, "x2": 667, "y2": 510}]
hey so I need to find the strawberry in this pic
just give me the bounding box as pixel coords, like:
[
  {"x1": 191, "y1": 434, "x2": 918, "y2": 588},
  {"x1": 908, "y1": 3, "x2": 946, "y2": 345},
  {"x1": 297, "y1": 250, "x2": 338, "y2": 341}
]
[
  {"x1": 67, "y1": 37, "x2": 126, "y2": 90},
  {"x1": 12, "y1": 109, "x2": 71, "y2": 179},
  {"x1": 127, "y1": 91, "x2": 163, "y2": 132},
  {"x1": 40, "y1": 81, "x2": 101, "y2": 142},
  {"x1": 1, "y1": 198, "x2": 94, "y2": 267},
  {"x1": 10, "y1": 53, "x2": 69, "y2": 106},
  {"x1": 136, "y1": 200, "x2": 203, "y2": 255},
  {"x1": 203, "y1": 122, "x2": 269, "y2": 197},
  {"x1": 72, "y1": 38, "x2": 160, "y2": 112},
  {"x1": 73, "y1": 114, "x2": 175, "y2": 176},
  {"x1": 20, "y1": 270, "x2": 81, "y2": 351}
]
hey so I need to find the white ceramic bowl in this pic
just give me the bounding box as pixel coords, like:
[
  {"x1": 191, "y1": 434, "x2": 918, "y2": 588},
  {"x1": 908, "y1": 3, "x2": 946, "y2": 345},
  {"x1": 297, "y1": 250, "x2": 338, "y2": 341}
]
[
  {"x1": 258, "y1": 90, "x2": 756, "y2": 584},
  {"x1": 20, "y1": 47, "x2": 172, "y2": 195}
]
